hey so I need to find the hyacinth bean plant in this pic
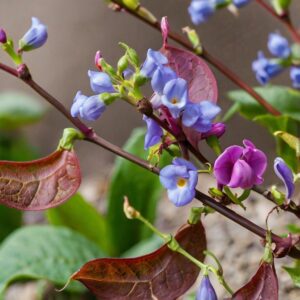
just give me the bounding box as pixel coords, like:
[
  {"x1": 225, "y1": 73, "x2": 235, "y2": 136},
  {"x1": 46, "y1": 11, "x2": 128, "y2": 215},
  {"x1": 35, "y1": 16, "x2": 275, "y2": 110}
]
[{"x1": 0, "y1": 0, "x2": 300, "y2": 299}]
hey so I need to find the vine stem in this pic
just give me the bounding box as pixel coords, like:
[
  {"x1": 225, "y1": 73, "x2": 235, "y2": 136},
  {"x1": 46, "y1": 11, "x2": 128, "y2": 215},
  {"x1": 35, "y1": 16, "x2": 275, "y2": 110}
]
[
  {"x1": 109, "y1": 0, "x2": 281, "y2": 116},
  {"x1": 255, "y1": 0, "x2": 300, "y2": 43},
  {"x1": 0, "y1": 61, "x2": 299, "y2": 259}
]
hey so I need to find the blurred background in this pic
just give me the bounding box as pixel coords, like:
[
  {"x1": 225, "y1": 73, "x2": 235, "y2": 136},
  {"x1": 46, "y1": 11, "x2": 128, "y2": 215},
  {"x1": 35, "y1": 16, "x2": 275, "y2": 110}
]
[
  {"x1": 0, "y1": 0, "x2": 299, "y2": 182},
  {"x1": 0, "y1": 1, "x2": 300, "y2": 299}
]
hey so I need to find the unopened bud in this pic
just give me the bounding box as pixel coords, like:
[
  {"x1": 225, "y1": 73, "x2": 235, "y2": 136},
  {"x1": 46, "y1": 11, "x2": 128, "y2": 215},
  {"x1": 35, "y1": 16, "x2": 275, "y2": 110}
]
[
  {"x1": 94, "y1": 50, "x2": 103, "y2": 71},
  {"x1": 0, "y1": 29, "x2": 7, "y2": 44},
  {"x1": 161, "y1": 17, "x2": 169, "y2": 47},
  {"x1": 123, "y1": 197, "x2": 140, "y2": 219},
  {"x1": 202, "y1": 123, "x2": 226, "y2": 139},
  {"x1": 17, "y1": 63, "x2": 31, "y2": 80}
]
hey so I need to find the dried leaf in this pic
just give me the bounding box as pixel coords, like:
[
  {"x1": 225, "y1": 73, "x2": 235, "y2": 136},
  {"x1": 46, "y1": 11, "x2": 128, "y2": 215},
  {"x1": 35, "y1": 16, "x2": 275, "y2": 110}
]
[
  {"x1": 231, "y1": 261, "x2": 278, "y2": 300},
  {"x1": 0, "y1": 149, "x2": 81, "y2": 210},
  {"x1": 72, "y1": 221, "x2": 206, "y2": 300}
]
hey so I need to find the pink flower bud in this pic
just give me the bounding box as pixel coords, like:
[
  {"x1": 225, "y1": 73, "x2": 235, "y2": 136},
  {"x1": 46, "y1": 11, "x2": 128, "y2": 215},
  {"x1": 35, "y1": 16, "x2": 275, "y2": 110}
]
[
  {"x1": 161, "y1": 16, "x2": 169, "y2": 47},
  {"x1": 94, "y1": 50, "x2": 103, "y2": 71},
  {"x1": 0, "y1": 28, "x2": 7, "y2": 44}
]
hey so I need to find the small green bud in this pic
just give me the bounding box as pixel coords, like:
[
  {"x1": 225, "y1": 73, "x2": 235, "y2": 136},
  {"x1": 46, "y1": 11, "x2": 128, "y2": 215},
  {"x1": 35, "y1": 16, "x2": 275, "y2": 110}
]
[
  {"x1": 100, "y1": 92, "x2": 120, "y2": 105},
  {"x1": 123, "y1": 0, "x2": 139, "y2": 10},
  {"x1": 100, "y1": 58, "x2": 118, "y2": 79},
  {"x1": 133, "y1": 72, "x2": 147, "y2": 87},
  {"x1": 291, "y1": 43, "x2": 300, "y2": 65},
  {"x1": 136, "y1": 6, "x2": 157, "y2": 24},
  {"x1": 123, "y1": 197, "x2": 140, "y2": 219},
  {"x1": 270, "y1": 185, "x2": 285, "y2": 206},
  {"x1": 119, "y1": 42, "x2": 140, "y2": 69},
  {"x1": 117, "y1": 55, "x2": 129, "y2": 74},
  {"x1": 272, "y1": 0, "x2": 291, "y2": 15},
  {"x1": 183, "y1": 27, "x2": 202, "y2": 55}
]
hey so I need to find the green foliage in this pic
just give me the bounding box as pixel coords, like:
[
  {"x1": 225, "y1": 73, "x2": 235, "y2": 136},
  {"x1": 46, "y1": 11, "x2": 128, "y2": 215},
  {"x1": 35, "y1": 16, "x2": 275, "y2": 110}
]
[
  {"x1": 0, "y1": 226, "x2": 104, "y2": 295},
  {"x1": 0, "y1": 207, "x2": 22, "y2": 243},
  {"x1": 107, "y1": 128, "x2": 171, "y2": 256},
  {"x1": 0, "y1": 92, "x2": 46, "y2": 129},
  {"x1": 227, "y1": 86, "x2": 300, "y2": 171},
  {"x1": 284, "y1": 260, "x2": 300, "y2": 288},
  {"x1": 286, "y1": 224, "x2": 300, "y2": 234},
  {"x1": 121, "y1": 235, "x2": 163, "y2": 258},
  {"x1": 46, "y1": 194, "x2": 111, "y2": 254}
]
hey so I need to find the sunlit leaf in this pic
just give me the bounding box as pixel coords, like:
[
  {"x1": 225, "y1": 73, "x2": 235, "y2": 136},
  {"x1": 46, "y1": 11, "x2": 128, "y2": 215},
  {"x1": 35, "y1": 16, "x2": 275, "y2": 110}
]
[
  {"x1": 283, "y1": 260, "x2": 300, "y2": 288},
  {"x1": 0, "y1": 149, "x2": 81, "y2": 210}
]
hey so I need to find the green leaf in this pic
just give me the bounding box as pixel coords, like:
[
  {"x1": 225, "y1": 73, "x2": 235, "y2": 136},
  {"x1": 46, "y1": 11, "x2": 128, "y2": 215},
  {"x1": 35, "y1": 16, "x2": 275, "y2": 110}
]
[
  {"x1": 274, "y1": 131, "x2": 300, "y2": 156},
  {"x1": 284, "y1": 260, "x2": 300, "y2": 288},
  {"x1": 0, "y1": 225, "x2": 104, "y2": 295},
  {"x1": 0, "y1": 92, "x2": 46, "y2": 129},
  {"x1": 46, "y1": 194, "x2": 111, "y2": 255},
  {"x1": 227, "y1": 86, "x2": 300, "y2": 122},
  {"x1": 286, "y1": 224, "x2": 300, "y2": 234},
  {"x1": 254, "y1": 114, "x2": 299, "y2": 172},
  {"x1": 121, "y1": 235, "x2": 163, "y2": 258},
  {"x1": 0, "y1": 206, "x2": 22, "y2": 242},
  {"x1": 107, "y1": 128, "x2": 171, "y2": 256}
]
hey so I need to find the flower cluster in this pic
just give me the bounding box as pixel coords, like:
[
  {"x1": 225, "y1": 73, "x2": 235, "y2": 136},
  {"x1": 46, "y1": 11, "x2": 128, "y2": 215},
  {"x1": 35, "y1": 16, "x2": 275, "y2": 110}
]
[
  {"x1": 188, "y1": 0, "x2": 252, "y2": 25},
  {"x1": 71, "y1": 67, "x2": 116, "y2": 121},
  {"x1": 252, "y1": 32, "x2": 300, "y2": 88},
  {"x1": 141, "y1": 49, "x2": 221, "y2": 149}
]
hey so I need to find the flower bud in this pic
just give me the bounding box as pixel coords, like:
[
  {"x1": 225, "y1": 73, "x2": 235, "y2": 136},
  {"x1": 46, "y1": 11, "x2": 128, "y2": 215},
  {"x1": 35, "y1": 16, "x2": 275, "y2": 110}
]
[
  {"x1": 18, "y1": 17, "x2": 48, "y2": 52},
  {"x1": 161, "y1": 16, "x2": 169, "y2": 47},
  {"x1": 268, "y1": 32, "x2": 290, "y2": 58},
  {"x1": 196, "y1": 276, "x2": 218, "y2": 300},
  {"x1": 202, "y1": 122, "x2": 226, "y2": 139},
  {"x1": 290, "y1": 67, "x2": 300, "y2": 89},
  {"x1": 94, "y1": 50, "x2": 103, "y2": 71},
  {"x1": 0, "y1": 29, "x2": 7, "y2": 44}
]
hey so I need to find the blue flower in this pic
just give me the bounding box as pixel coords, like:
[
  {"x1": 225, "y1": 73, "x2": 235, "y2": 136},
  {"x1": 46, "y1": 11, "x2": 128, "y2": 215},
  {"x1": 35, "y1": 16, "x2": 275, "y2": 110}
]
[
  {"x1": 143, "y1": 115, "x2": 163, "y2": 149},
  {"x1": 159, "y1": 158, "x2": 198, "y2": 206},
  {"x1": 140, "y1": 49, "x2": 168, "y2": 78},
  {"x1": 151, "y1": 67, "x2": 177, "y2": 108},
  {"x1": 182, "y1": 101, "x2": 221, "y2": 133},
  {"x1": 268, "y1": 32, "x2": 290, "y2": 58},
  {"x1": 161, "y1": 78, "x2": 188, "y2": 118},
  {"x1": 18, "y1": 17, "x2": 48, "y2": 52},
  {"x1": 196, "y1": 276, "x2": 218, "y2": 300},
  {"x1": 233, "y1": 0, "x2": 251, "y2": 8},
  {"x1": 71, "y1": 91, "x2": 106, "y2": 121},
  {"x1": 252, "y1": 52, "x2": 282, "y2": 85},
  {"x1": 274, "y1": 157, "x2": 295, "y2": 200},
  {"x1": 290, "y1": 67, "x2": 300, "y2": 88},
  {"x1": 88, "y1": 70, "x2": 115, "y2": 94},
  {"x1": 188, "y1": 0, "x2": 216, "y2": 25}
]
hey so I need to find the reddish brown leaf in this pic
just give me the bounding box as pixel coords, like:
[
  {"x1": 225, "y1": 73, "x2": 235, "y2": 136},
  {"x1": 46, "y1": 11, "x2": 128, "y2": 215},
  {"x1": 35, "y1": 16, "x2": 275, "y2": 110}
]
[
  {"x1": 160, "y1": 46, "x2": 218, "y2": 149},
  {"x1": 0, "y1": 149, "x2": 81, "y2": 211},
  {"x1": 161, "y1": 46, "x2": 218, "y2": 104},
  {"x1": 72, "y1": 221, "x2": 206, "y2": 300},
  {"x1": 231, "y1": 261, "x2": 279, "y2": 300}
]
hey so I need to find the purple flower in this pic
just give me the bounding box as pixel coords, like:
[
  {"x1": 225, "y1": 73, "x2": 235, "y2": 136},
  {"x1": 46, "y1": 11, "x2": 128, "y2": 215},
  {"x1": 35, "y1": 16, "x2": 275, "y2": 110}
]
[
  {"x1": 252, "y1": 52, "x2": 282, "y2": 85},
  {"x1": 140, "y1": 49, "x2": 168, "y2": 78},
  {"x1": 214, "y1": 140, "x2": 267, "y2": 189},
  {"x1": 71, "y1": 91, "x2": 106, "y2": 121},
  {"x1": 0, "y1": 29, "x2": 7, "y2": 44},
  {"x1": 151, "y1": 67, "x2": 177, "y2": 108},
  {"x1": 182, "y1": 101, "x2": 221, "y2": 133},
  {"x1": 233, "y1": 0, "x2": 251, "y2": 8},
  {"x1": 88, "y1": 70, "x2": 115, "y2": 94},
  {"x1": 160, "y1": 158, "x2": 198, "y2": 206},
  {"x1": 188, "y1": 0, "x2": 216, "y2": 25},
  {"x1": 196, "y1": 276, "x2": 218, "y2": 300},
  {"x1": 268, "y1": 32, "x2": 290, "y2": 58},
  {"x1": 123, "y1": 68, "x2": 134, "y2": 80},
  {"x1": 161, "y1": 78, "x2": 188, "y2": 118},
  {"x1": 201, "y1": 122, "x2": 226, "y2": 139},
  {"x1": 143, "y1": 115, "x2": 163, "y2": 149},
  {"x1": 18, "y1": 17, "x2": 48, "y2": 52},
  {"x1": 274, "y1": 157, "x2": 295, "y2": 200},
  {"x1": 290, "y1": 67, "x2": 300, "y2": 88}
]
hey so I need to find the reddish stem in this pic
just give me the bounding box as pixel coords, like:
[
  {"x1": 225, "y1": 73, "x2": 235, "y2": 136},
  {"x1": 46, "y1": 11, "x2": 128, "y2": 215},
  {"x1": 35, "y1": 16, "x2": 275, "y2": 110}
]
[
  {"x1": 0, "y1": 62, "x2": 298, "y2": 258},
  {"x1": 256, "y1": 0, "x2": 300, "y2": 43}
]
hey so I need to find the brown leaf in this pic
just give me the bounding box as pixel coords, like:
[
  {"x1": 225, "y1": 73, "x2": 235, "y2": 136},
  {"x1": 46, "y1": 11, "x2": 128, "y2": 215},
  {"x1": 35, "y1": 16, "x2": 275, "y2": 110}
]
[
  {"x1": 160, "y1": 46, "x2": 218, "y2": 149},
  {"x1": 231, "y1": 261, "x2": 279, "y2": 300},
  {"x1": 0, "y1": 149, "x2": 81, "y2": 210},
  {"x1": 72, "y1": 221, "x2": 207, "y2": 300}
]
